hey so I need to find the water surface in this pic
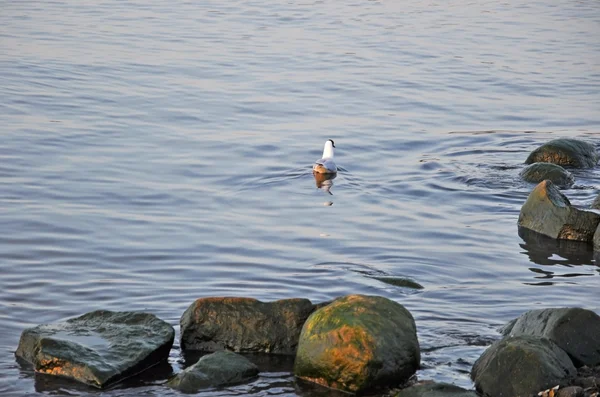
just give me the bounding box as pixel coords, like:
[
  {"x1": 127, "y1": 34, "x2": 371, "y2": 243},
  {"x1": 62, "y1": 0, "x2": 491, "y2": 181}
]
[{"x1": 1, "y1": 1, "x2": 599, "y2": 396}]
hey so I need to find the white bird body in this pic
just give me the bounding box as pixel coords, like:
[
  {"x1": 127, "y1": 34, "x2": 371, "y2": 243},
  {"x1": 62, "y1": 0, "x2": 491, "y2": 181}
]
[{"x1": 313, "y1": 139, "x2": 337, "y2": 174}]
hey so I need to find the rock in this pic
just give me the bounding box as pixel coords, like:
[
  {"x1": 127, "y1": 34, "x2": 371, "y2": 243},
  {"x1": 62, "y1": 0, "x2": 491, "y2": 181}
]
[
  {"x1": 520, "y1": 162, "x2": 575, "y2": 188},
  {"x1": 592, "y1": 194, "x2": 600, "y2": 210},
  {"x1": 471, "y1": 335, "x2": 577, "y2": 397},
  {"x1": 180, "y1": 297, "x2": 319, "y2": 354},
  {"x1": 594, "y1": 223, "x2": 600, "y2": 252},
  {"x1": 294, "y1": 294, "x2": 420, "y2": 394},
  {"x1": 14, "y1": 310, "x2": 174, "y2": 388},
  {"x1": 396, "y1": 382, "x2": 479, "y2": 397},
  {"x1": 370, "y1": 276, "x2": 424, "y2": 290},
  {"x1": 525, "y1": 138, "x2": 598, "y2": 168},
  {"x1": 167, "y1": 350, "x2": 258, "y2": 392},
  {"x1": 518, "y1": 180, "x2": 600, "y2": 241},
  {"x1": 556, "y1": 386, "x2": 584, "y2": 397},
  {"x1": 501, "y1": 308, "x2": 600, "y2": 367}
]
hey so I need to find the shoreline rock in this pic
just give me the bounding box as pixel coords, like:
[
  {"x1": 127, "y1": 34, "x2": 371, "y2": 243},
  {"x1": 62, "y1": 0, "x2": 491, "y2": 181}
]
[
  {"x1": 167, "y1": 350, "x2": 258, "y2": 392},
  {"x1": 15, "y1": 310, "x2": 174, "y2": 389},
  {"x1": 518, "y1": 180, "x2": 600, "y2": 241},
  {"x1": 180, "y1": 297, "x2": 320, "y2": 354},
  {"x1": 294, "y1": 294, "x2": 420, "y2": 394},
  {"x1": 525, "y1": 138, "x2": 598, "y2": 168},
  {"x1": 520, "y1": 162, "x2": 574, "y2": 188}
]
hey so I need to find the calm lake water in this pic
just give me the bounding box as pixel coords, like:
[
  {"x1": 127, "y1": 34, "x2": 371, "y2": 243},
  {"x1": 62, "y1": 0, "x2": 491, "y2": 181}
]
[{"x1": 1, "y1": 1, "x2": 599, "y2": 396}]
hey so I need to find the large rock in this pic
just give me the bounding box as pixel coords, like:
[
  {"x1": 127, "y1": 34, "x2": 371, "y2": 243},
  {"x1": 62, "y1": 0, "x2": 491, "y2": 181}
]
[
  {"x1": 15, "y1": 310, "x2": 174, "y2": 388},
  {"x1": 518, "y1": 180, "x2": 600, "y2": 241},
  {"x1": 520, "y1": 162, "x2": 574, "y2": 188},
  {"x1": 168, "y1": 350, "x2": 258, "y2": 392},
  {"x1": 471, "y1": 335, "x2": 576, "y2": 397},
  {"x1": 595, "y1": 223, "x2": 600, "y2": 251},
  {"x1": 294, "y1": 294, "x2": 420, "y2": 394},
  {"x1": 501, "y1": 308, "x2": 600, "y2": 367},
  {"x1": 396, "y1": 382, "x2": 479, "y2": 397},
  {"x1": 180, "y1": 297, "x2": 319, "y2": 354},
  {"x1": 525, "y1": 138, "x2": 598, "y2": 168}
]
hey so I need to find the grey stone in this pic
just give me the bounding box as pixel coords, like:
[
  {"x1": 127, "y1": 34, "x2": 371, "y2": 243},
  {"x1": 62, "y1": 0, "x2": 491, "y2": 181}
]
[
  {"x1": 556, "y1": 386, "x2": 584, "y2": 397},
  {"x1": 294, "y1": 294, "x2": 420, "y2": 394},
  {"x1": 591, "y1": 193, "x2": 600, "y2": 210},
  {"x1": 180, "y1": 297, "x2": 319, "y2": 354},
  {"x1": 15, "y1": 310, "x2": 174, "y2": 388},
  {"x1": 471, "y1": 335, "x2": 576, "y2": 397},
  {"x1": 525, "y1": 138, "x2": 598, "y2": 168},
  {"x1": 520, "y1": 162, "x2": 575, "y2": 188},
  {"x1": 501, "y1": 308, "x2": 600, "y2": 367},
  {"x1": 168, "y1": 350, "x2": 258, "y2": 392},
  {"x1": 396, "y1": 382, "x2": 479, "y2": 397},
  {"x1": 518, "y1": 180, "x2": 600, "y2": 241},
  {"x1": 595, "y1": 223, "x2": 600, "y2": 251}
]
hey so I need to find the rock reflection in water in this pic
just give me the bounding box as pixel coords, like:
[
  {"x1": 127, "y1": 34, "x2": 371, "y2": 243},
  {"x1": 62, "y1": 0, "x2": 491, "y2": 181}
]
[{"x1": 518, "y1": 227, "x2": 597, "y2": 284}]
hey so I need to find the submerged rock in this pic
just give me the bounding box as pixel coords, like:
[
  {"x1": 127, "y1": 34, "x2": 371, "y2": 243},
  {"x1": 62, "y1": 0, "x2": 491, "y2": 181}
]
[
  {"x1": 501, "y1": 308, "x2": 600, "y2": 367},
  {"x1": 471, "y1": 335, "x2": 576, "y2": 397},
  {"x1": 518, "y1": 180, "x2": 600, "y2": 241},
  {"x1": 525, "y1": 138, "x2": 598, "y2": 168},
  {"x1": 294, "y1": 294, "x2": 420, "y2": 394},
  {"x1": 180, "y1": 297, "x2": 319, "y2": 354},
  {"x1": 520, "y1": 162, "x2": 574, "y2": 188},
  {"x1": 396, "y1": 382, "x2": 479, "y2": 397},
  {"x1": 168, "y1": 350, "x2": 258, "y2": 392},
  {"x1": 15, "y1": 310, "x2": 174, "y2": 388}
]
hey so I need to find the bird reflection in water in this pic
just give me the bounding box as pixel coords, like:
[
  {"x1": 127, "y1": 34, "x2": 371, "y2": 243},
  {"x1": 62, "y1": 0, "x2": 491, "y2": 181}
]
[{"x1": 313, "y1": 171, "x2": 336, "y2": 198}]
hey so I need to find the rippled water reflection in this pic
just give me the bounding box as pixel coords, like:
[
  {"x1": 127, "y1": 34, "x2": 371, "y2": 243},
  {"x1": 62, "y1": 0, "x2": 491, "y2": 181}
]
[{"x1": 1, "y1": 0, "x2": 599, "y2": 396}]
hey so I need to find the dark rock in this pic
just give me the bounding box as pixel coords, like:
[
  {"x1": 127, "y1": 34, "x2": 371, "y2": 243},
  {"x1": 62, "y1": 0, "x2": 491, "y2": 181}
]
[
  {"x1": 471, "y1": 335, "x2": 576, "y2": 397},
  {"x1": 396, "y1": 381, "x2": 478, "y2": 397},
  {"x1": 294, "y1": 294, "x2": 420, "y2": 394},
  {"x1": 167, "y1": 350, "x2": 258, "y2": 392},
  {"x1": 180, "y1": 297, "x2": 319, "y2": 354},
  {"x1": 370, "y1": 276, "x2": 424, "y2": 290},
  {"x1": 520, "y1": 162, "x2": 575, "y2": 188},
  {"x1": 501, "y1": 308, "x2": 600, "y2": 367},
  {"x1": 14, "y1": 310, "x2": 174, "y2": 388},
  {"x1": 594, "y1": 223, "x2": 600, "y2": 252},
  {"x1": 556, "y1": 385, "x2": 584, "y2": 397},
  {"x1": 525, "y1": 138, "x2": 598, "y2": 168},
  {"x1": 591, "y1": 193, "x2": 600, "y2": 210},
  {"x1": 518, "y1": 180, "x2": 600, "y2": 241}
]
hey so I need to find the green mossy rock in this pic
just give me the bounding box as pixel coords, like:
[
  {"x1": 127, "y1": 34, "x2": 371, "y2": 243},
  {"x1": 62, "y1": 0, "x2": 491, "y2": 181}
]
[
  {"x1": 518, "y1": 180, "x2": 600, "y2": 241},
  {"x1": 471, "y1": 335, "x2": 576, "y2": 397},
  {"x1": 15, "y1": 310, "x2": 174, "y2": 388},
  {"x1": 294, "y1": 294, "x2": 420, "y2": 394},
  {"x1": 180, "y1": 297, "x2": 319, "y2": 354},
  {"x1": 525, "y1": 138, "x2": 598, "y2": 168},
  {"x1": 167, "y1": 350, "x2": 258, "y2": 392},
  {"x1": 396, "y1": 382, "x2": 479, "y2": 397},
  {"x1": 500, "y1": 308, "x2": 600, "y2": 367},
  {"x1": 520, "y1": 162, "x2": 574, "y2": 188}
]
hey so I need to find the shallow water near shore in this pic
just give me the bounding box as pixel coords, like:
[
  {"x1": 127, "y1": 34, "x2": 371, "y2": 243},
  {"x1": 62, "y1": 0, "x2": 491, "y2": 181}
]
[{"x1": 1, "y1": 1, "x2": 599, "y2": 396}]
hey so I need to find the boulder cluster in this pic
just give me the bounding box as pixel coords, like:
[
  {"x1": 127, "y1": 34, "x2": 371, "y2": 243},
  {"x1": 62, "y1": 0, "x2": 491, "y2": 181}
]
[
  {"x1": 14, "y1": 295, "x2": 600, "y2": 396},
  {"x1": 518, "y1": 138, "x2": 600, "y2": 251}
]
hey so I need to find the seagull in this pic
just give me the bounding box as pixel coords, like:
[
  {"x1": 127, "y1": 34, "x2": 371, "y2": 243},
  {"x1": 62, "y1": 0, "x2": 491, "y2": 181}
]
[{"x1": 313, "y1": 139, "x2": 337, "y2": 174}]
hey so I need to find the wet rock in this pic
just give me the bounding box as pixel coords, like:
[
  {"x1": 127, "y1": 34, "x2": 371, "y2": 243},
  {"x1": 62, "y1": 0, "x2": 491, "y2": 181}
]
[
  {"x1": 520, "y1": 162, "x2": 575, "y2": 188},
  {"x1": 525, "y1": 138, "x2": 598, "y2": 168},
  {"x1": 167, "y1": 350, "x2": 258, "y2": 392},
  {"x1": 180, "y1": 297, "x2": 319, "y2": 354},
  {"x1": 518, "y1": 180, "x2": 600, "y2": 241},
  {"x1": 501, "y1": 308, "x2": 600, "y2": 367},
  {"x1": 472, "y1": 335, "x2": 576, "y2": 397},
  {"x1": 556, "y1": 385, "x2": 584, "y2": 397},
  {"x1": 294, "y1": 294, "x2": 420, "y2": 394},
  {"x1": 396, "y1": 381, "x2": 479, "y2": 397},
  {"x1": 370, "y1": 276, "x2": 424, "y2": 290},
  {"x1": 591, "y1": 193, "x2": 600, "y2": 210},
  {"x1": 15, "y1": 310, "x2": 174, "y2": 388},
  {"x1": 594, "y1": 223, "x2": 600, "y2": 252}
]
